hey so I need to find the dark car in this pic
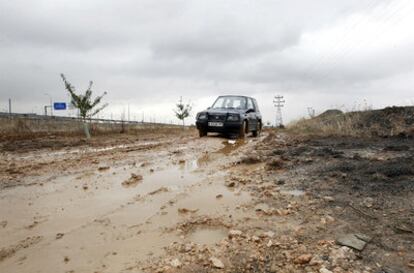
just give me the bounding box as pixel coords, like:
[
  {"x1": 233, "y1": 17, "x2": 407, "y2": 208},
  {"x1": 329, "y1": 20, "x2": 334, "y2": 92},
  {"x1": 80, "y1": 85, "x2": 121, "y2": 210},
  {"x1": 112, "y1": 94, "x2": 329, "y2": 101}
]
[{"x1": 195, "y1": 95, "x2": 262, "y2": 138}]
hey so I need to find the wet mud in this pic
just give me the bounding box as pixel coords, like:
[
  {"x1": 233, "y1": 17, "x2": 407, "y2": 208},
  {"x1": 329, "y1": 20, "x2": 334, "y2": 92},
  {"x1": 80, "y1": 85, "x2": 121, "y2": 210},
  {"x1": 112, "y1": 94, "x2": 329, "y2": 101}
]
[{"x1": 1, "y1": 131, "x2": 413, "y2": 273}]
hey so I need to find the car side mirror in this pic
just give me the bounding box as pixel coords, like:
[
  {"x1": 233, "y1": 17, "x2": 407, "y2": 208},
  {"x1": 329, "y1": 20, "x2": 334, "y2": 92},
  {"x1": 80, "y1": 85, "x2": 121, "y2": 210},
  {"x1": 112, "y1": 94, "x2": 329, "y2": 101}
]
[
  {"x1": 246, "y1": 108, "x2": 255, "y2": 113},
  {"x1": 207, "y1": 107, "x2": 211, "y2": 110}
]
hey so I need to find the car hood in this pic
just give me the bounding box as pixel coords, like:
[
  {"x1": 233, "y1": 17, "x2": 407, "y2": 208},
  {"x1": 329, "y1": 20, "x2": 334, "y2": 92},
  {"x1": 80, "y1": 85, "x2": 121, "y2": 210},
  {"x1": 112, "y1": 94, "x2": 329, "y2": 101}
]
[{"x1": 203, "y1": 108, "x2": 246, "y2": 115}]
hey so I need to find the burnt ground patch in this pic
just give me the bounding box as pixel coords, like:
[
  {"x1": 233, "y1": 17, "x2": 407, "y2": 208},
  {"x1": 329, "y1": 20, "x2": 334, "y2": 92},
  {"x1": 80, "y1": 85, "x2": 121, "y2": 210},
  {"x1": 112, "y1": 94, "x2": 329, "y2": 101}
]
[{"x1": 252, "y1": 133, "x2": 414, "y2": 271}]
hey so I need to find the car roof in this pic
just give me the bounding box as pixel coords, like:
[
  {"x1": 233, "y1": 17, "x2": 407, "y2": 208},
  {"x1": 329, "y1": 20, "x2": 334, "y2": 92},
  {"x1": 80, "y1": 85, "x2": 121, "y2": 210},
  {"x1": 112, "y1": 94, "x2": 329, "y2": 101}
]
[{"x1": 217, "y1": 95, "x2": 254, "y2": 99}]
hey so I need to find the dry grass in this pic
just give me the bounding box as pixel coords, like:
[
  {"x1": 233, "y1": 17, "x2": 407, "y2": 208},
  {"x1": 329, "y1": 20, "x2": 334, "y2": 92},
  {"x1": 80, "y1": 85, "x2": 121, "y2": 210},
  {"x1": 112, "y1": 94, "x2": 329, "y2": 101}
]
[
  {"x1": 287, "y1": 106, "x2": 414, "y2": 138},
  {"x1": 0, "y1": 117, "x2": 188, "y2": 141}
]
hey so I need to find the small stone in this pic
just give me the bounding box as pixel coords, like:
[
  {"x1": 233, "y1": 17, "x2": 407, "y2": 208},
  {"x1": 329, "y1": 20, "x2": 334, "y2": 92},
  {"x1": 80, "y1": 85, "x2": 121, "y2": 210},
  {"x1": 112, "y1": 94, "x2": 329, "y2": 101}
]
[
  {"x1": 255, "y1": 203, "x2": 272, "y2": 214},
  {"x1": 266, "y1": 240, "x2": 273, "y2": 247},
  {"x1": 210, "y1": 257, "x2": 224, "y2": 268},
  {"x1": 56, "y1": 233, "x2": 64, "y2": 239},
  {"x1": 309, "y1": 256, "x2": 323, "y2": 266},
  {"x1": 228, "y1": 230, "x2": 243, "y2": 237},
  {"x1": 336, "y1": 234, "x2": 370, "y2": 251},
  {"x1": 225, "y1": 181, "x2": 236, "y2": 187},
  {"x1": 170, "y1": 258, "x2": 181, "y2": 268},
  {"x1": 362, "y1": 197, "x2": 374, "y2": 208},
  {"x1": 294, "y1": 254, "x2": 313, "y2": 264},
  {"x1": 323, "y1": 196, "x2": 335, "y2": 202},
  {"x1": 216, "y1": 194, "x2": 223, "y2": 199},
  {"x1": 319, "y1": 267, "x2": 333, "y2": 273}
]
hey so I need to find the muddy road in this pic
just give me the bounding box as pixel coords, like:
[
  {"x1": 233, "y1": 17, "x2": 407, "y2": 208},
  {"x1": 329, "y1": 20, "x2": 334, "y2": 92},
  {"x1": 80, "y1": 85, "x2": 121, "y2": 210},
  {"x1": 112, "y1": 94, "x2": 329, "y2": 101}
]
[
  {"x1": 0, "y1": 131, "x2": 258, "y2": 273},
  {"x1": 1, "y1": 130, "x2": 414, "y2": 273}
]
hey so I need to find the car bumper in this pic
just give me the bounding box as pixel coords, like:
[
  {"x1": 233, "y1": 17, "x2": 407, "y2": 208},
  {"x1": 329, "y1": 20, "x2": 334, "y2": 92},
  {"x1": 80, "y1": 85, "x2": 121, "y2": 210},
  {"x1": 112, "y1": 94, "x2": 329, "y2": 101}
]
[{"x1": 196, "y1": 120, "x2": 242, "y2": 133}]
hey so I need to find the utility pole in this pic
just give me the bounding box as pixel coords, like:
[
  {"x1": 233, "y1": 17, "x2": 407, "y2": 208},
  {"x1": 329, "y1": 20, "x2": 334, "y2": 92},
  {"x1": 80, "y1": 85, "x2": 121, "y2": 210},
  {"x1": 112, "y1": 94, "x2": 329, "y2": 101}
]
[
  {"x1": 8, "y1": 98, "x2": 11, "y2": 116},
  {"x1": 44, "y1": 93, "x2": 53, "y2": 116},
  {"x1": 273, "y1": 95, "x2": 285, "y2": 128}
]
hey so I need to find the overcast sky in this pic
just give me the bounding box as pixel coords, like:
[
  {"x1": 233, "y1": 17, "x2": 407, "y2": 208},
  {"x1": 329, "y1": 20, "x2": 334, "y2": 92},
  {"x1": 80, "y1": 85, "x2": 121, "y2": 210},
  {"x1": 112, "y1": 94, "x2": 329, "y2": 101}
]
[{"x1": 1, "y1": 0, "x2": 414, "y2": 124}]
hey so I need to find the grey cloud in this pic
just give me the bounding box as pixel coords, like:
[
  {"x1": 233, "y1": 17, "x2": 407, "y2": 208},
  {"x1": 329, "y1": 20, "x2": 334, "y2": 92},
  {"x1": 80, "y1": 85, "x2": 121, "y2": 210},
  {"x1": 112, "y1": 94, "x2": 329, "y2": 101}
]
[{"x1": 0, "y1": 0, "x2": 412, "y2": 122}]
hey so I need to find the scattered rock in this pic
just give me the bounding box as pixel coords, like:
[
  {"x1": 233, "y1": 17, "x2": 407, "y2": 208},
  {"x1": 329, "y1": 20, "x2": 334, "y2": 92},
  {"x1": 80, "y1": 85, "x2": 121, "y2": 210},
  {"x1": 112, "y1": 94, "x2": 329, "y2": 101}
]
[
  {"x1": 319, "y1": 267, "x2": 333, "y2": 273},
  {"x1": 210, "y1": 257, "x2": 224, "y2": 268},
  {"x1": 56, "y1": 233, "x2": 64, "y2": 239},
  {"x1": 228, "y1": 230, "x2": 243, "y2": 237},
  {"x1": 294, "y1": 254, "x2": 313, "y2": 264},
  {"x1": 255, "y1": 203, "x2": 272, "y2": 214},
  {"x1": 394, "y1": 222, "x2": 413, "y2": 234},
  {"x1": 336, "y1": 234, "x2": 371, "y2": 251},
  {"x1": 216, "y1": 194, "x2": 223, "y2": 199},
  {"x1": 362, "y1": 197, "x2": 374, "y2": 208},
  {"x1": 323, "y1": 196, "x2": 335, "y2": 202},
  {"x1": 225, "y1": 181, "x2": 236, "y2": 188},
  {"x1": 276, "y1": 179, "x2": 285, "y2": 185},
  {"x1": 266, "y1": 240, "x2": 273, "y2": 247},
  {"x1": 98, "y1": 166, "x2": 110, "y2": 171},
  {"x1": 170, "y1": 258, "x2": 181, "y2": 268},
  {"x1": 378, "y1": 266, "x2": 406, "y2": 273}
]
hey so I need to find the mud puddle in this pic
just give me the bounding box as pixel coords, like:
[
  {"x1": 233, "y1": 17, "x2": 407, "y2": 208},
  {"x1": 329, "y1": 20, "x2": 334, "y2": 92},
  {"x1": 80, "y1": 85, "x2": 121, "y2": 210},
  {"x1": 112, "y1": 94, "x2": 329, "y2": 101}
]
[{"x1": 186, "y1": 227, "x2": 228, "y2": 245}]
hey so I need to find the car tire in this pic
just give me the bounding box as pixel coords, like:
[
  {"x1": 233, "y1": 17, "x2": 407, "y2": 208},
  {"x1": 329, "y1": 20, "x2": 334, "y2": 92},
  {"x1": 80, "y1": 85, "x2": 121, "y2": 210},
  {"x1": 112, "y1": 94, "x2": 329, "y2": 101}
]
[
  {"x1": 253, "y1": 121, "x2": 261, "y2": 137},
  {"x1": 199, "y1": 129, "x2": 207, "y2": 138},
  {"x1": 239, "y1": 121, "x2": 247, "y2": 138}
]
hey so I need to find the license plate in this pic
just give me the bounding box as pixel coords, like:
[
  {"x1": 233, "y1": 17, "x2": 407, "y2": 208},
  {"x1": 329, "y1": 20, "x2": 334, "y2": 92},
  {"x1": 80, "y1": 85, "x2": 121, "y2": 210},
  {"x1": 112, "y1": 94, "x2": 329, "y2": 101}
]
[{"x1": 208, "y1": 122, "x2": 224, "y2": 127}]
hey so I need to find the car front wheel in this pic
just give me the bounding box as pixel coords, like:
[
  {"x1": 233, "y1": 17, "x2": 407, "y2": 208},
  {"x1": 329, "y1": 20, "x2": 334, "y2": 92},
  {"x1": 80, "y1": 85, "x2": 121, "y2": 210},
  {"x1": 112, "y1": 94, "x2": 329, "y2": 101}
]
[
  {"x1": 253, "y1": 121, "x2": 261, "y2": 137},
  {"x1": 199, "y1": 129, "x2": 207, "y2": 137},
  {"x1": 239, "y1": 121, "x2": 247, "y2": 138}
]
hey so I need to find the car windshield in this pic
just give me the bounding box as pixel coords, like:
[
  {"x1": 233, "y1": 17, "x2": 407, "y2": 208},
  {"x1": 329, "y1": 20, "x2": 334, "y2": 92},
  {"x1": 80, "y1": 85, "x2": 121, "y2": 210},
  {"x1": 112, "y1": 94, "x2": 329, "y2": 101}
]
[{"x1": 211, "y1": 96, "x2": 247, "y2": 110}]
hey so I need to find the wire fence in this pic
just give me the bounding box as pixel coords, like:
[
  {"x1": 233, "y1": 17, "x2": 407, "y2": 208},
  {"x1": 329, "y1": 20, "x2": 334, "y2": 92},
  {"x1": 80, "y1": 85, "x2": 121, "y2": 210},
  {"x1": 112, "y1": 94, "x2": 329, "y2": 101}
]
[{"x1": 0, "y1": 112, "x2": 177, "y2": 126}]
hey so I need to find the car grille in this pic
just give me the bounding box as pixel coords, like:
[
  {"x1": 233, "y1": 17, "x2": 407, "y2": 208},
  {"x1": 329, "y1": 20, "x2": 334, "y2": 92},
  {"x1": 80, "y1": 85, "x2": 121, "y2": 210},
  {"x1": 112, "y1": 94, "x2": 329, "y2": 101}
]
[{"x1": 208, "y1": 114, "x2": 226, "y2": 121}]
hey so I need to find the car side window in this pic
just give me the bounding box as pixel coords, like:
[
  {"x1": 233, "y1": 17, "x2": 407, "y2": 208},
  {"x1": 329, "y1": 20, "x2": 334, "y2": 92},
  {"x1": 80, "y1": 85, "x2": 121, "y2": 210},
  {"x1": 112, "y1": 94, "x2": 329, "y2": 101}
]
[
  {"x1": 253, "y1": 99, "x2": 260, "y2": 112},
  {"x1": 247, "y1": 98, "x2": 254, "y2": 111}
]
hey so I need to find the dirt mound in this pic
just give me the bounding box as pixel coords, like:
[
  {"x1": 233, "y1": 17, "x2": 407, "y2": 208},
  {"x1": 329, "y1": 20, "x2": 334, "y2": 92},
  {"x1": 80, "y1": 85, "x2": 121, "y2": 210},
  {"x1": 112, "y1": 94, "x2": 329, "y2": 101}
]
[
  {"x1": 289, "y1": 106, "x2": 414, "y2": 137},
  {"x1": 317, "y1": 109, "x2": 343, "y2": 119}
]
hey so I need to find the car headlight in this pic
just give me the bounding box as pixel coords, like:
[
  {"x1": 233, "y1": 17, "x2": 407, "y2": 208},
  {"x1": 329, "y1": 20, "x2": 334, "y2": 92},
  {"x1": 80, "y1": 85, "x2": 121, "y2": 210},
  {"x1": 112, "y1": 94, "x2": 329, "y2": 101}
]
[
  {"x1": 227, "y1": 114, "x2": 240, "y2": 121},
  {"x1": 197, "y1": 113, "x2": 207, "y2": 120}
]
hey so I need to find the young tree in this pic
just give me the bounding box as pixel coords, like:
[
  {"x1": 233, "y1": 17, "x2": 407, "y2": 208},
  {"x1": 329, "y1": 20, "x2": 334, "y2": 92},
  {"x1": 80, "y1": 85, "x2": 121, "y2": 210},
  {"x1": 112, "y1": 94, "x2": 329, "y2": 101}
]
[
  {"x1": 60, "y1": 74, "x2": 108, "y2": 139},
  {"x1": 174, "y1": 96, "x2": 192, "y2": 127}
]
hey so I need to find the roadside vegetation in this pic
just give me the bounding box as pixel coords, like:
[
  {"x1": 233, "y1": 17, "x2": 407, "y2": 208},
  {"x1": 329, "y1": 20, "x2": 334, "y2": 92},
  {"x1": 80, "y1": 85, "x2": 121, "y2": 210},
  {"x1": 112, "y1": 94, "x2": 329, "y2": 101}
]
[
  {"x1": 174, "y1": 96, "x2": 192, "y2": 128},
  {"x1": 287, "y1": 106, "x2": 414, "y2": 138},
  {"x1": 60, "y1": 73, "x2": 108, "y2": 139}
]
